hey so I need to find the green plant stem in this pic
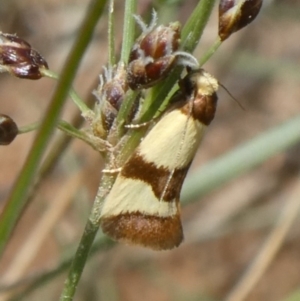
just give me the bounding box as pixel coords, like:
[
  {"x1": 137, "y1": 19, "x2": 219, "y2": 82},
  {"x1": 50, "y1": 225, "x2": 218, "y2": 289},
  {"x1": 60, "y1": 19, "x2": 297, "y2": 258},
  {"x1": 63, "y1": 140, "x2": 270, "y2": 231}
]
[
  {"x1": 0, "y1": 0, "x2": 107, "y2": 259},
  {"x1": 58, "y1": 221, "x2": 98, "y2": 301},
  {"x1": 114, "y1": 0, "x2": 138, "y2": 138},
  {"x1": 42, "y1": 69, "x2": 91, "y2": 114},
  {"x1": 5, "y1": 235, "x2": 114, "y2": 301},
  {"x1": 56, "y1": 121, "x2": 100, "y2": 151},
  {"x1": 108, "y1": 0, "x2": 116, "y2": 66},
  {"x1": 199, "y1": 37, "x2": 222, "y2": 66},
  {"x1": 120, "y1": 0, "x2": 137, "y2": 63},
  {"x1": 18, "y1": 120, "x2": 92, "y2": 146},
  {"x1": 116, "y1": 89, "x2": 140, "y2": 136},
  {"x1": 17, "y1": 122, "x2": 40, "y2": 134},
  {"x1": 59, "y1": 172, "x2": 115, "y2": 301},
  {"x1": 181, "y1": 0, "x2": 217, "y2": 51}
]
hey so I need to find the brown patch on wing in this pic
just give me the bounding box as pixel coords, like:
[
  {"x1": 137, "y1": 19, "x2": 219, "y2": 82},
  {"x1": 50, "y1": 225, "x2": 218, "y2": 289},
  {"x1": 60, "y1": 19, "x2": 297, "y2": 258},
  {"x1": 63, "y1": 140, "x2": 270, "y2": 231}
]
[
  {"x1": 177, "y1": 69, "x2": 218, "y2": 126},
  {"x1": 180, "y1": 93, "x2": 218, "y2": 126},
  {"x1": 121, "y1": 152, "x2": 190, "y2": 202},
  {"x1": 193, "y1": 93, "x2": 218, "y2": 125},
  {"x1": 101, "y1": 211, "x2": 183, "y2": 250}
]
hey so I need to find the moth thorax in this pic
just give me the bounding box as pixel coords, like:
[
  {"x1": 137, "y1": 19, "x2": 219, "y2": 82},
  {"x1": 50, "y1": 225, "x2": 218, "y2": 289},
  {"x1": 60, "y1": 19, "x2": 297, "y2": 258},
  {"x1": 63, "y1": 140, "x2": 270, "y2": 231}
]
[
  {"x1": 193, "y1": 70, "x2": 218, "y2": 96},
  {"x1": 185, "y1": 70, "x2": 219, "y2": 126}
]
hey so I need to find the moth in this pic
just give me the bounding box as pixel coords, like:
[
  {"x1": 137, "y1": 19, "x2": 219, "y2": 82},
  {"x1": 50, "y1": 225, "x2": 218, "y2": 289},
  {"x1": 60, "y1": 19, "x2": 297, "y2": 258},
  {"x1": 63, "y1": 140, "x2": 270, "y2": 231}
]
[{"x1": 100, "y1": 69, "x2": 219, "y2": 250}]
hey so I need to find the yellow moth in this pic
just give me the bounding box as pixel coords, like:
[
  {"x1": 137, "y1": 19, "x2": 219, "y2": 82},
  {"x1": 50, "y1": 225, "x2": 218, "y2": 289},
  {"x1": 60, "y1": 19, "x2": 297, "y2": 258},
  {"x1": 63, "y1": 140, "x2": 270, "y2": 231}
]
[{"x1": 100, "y1": 69, "x2": 219, "y2": 250}]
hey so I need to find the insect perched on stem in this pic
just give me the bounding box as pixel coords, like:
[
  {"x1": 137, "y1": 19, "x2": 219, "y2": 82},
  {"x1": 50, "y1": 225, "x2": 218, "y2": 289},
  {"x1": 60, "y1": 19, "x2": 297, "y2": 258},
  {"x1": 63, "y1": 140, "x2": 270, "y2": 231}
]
[{"x1": 100, "y1": 69, "x2": 219, "y2": 250}]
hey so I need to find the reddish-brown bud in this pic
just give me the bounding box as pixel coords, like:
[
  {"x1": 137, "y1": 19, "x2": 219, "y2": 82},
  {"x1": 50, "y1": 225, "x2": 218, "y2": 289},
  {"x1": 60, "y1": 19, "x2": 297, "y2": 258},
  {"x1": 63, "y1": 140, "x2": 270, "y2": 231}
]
[
  {"x1": 93, "y1": 63, "x2": 129, "y2": 138},
  {"x1": 100, "y1": 64, "x2": 128, "y2": 112},
  {"x1": 129, "y1": 22, "x2": 181, "y2": 62},
  {"x1": 219, "y1": 0, "x2": 263, "y2": 41},
  {"x1": 0, "y1": 114, "x2": 18, "y2": 145},
  {"x1": 127, "y1": 22, "x2": 182, "y2": 90},
  {"x1": 0, "y1": 33, "x2": 48, "y2": 79}
]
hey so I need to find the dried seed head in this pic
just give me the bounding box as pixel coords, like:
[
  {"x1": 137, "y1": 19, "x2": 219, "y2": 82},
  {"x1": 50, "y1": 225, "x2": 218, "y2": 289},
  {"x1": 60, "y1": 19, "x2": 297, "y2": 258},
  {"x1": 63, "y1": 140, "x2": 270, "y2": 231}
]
[
  {"x1": 99, "y1": 63, "x2": 129, "y2": 112},
  {"x1": 129, "y1": 22, "x2": 181, "y2": 62},
  {"x1": 93, "y1": 63, "x2": 129, "y2": 138},
  {"x1": 219, "y1": 0, "x2": 263, "y2": 41},
  {"x1": 0, "y1": 33, "x2": 48, "y2": 79},
  {"x1": 0, "y1": 114, "x2": 18, "y2": 145},
  {"x1": 127, "y1": 22, "x2": 182, "y2": 90}
]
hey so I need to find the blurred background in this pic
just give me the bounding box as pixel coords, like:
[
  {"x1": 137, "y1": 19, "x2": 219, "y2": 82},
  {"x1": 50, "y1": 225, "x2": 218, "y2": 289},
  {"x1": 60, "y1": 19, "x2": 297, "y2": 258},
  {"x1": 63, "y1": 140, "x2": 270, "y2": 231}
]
[{"x1": 0, "y1": 0, "x2": 300, "y2": 300}]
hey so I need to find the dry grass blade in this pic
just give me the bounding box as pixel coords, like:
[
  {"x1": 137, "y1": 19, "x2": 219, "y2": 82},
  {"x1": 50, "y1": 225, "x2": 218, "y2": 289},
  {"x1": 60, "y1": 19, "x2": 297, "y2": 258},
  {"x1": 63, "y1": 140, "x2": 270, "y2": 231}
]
[
  {"x1": 185, "y1": 170, "x2": 278, "y2": 243},
  {"x1": 224, "y1": 175, "x2": 300, "y2": 301},
  {"x1": 0, "y1": 170, "x2": 85, "y2": 301}
]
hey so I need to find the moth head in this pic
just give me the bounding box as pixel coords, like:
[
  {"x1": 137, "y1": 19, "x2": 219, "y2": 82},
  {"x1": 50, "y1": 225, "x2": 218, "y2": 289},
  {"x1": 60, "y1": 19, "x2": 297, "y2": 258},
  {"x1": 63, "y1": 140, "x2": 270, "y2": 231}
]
[{"x1": 191, "y1": 69, "x2": 219, "y2": 96}]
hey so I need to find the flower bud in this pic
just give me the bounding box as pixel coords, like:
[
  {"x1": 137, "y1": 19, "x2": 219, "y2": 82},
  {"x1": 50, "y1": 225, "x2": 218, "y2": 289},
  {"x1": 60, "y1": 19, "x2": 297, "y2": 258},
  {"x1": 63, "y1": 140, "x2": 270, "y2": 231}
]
[
  {"x1": 127, "y1": 22, "x2": 181, "y2": 90},
  {"x1": 0, "y1": 114, "x2": 18, "y2": 145},
  {"x1": 93, "y1": 63, "x2": 129, "y2": 138},
  {"x1": 100, "y1": 64, "x2": 129, "y2": 112},
  {"x1": 0, "y1": 33, "x2": 48, "y2": 79},
  {"x1": 219, "y1": 0, "x2": 263, "y2": 41}
]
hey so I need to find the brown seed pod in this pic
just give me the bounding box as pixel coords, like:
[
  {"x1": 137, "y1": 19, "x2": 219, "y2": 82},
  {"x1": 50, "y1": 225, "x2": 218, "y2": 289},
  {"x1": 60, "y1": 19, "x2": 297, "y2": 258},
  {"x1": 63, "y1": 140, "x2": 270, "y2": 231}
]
[
  {"x1": 0, "y1": 33, "x2": 48, "y2": 79},
  {"x1": 219, "y1": 0, "x2": 263, "y2": 41},
  {"x1": 129, "y1": 22, "x2": 181, "y2": 62},
  {"x1": 93, "y1": 63, "x2": 130, "y2": 138},
  {"x1": 100, "y1": 64, "x2": 129, "y2": 112},
  {"x1": 127, "y1": 21, "x2": 182, "y2": 90},
  {"x1": 0, "y1": 114, "x2": 18, "y2": 145}
]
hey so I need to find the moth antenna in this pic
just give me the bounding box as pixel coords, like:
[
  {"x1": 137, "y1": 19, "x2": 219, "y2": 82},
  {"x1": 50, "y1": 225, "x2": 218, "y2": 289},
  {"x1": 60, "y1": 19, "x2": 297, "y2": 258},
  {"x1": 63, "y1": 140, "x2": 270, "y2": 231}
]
[{"x1": 218, "y1": 82, "x2": 245, "y2": 111}]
